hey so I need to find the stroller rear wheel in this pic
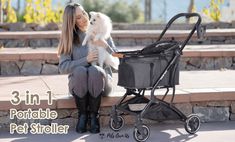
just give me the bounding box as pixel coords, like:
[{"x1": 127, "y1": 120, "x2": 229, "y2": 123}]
[
  {"x1": 133, "y1": 124, "x2": 150, "y2": 142},
  {"x1": 109, "y1": 115, "x2": 124, "y2": 131},
  {"x1": 184, "y1": 114, "x2": 201, "y2": 134}
]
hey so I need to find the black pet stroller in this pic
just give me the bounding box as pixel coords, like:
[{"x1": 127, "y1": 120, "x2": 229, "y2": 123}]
[{"x1": 109, "y1": 13, "x2": 203, "y2": 142}]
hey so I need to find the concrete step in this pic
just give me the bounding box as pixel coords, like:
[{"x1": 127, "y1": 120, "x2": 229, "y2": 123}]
[
  {"x1": 1, "y1": 44, "x2": 235, "y2": 61},
  {"x1": 0, "y1": 29, "x2": 235, "y2": 48},
  {"x1": 0, "y1": 70, "x2": 235, "y2": 110}
]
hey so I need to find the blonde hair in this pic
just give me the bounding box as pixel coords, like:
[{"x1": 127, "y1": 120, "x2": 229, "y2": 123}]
[{"x1": 58, "y1": 4, "x2": 81, "y2": 56}]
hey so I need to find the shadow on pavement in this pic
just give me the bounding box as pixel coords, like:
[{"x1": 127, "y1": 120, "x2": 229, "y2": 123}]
[{"x1": 1, "y1": 121, "x2": 235, "y2": 142}]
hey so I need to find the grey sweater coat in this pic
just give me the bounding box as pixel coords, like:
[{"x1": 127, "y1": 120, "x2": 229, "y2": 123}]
[{"x1": 59, "y1": 31, "x2": 117, "y2": 98}]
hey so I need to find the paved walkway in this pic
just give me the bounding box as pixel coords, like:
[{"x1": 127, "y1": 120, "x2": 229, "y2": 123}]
[
  {"x1": 0, "y1": 121, "x2": 235, "y2": 142},
  {"x1": 0, "y1": 70, "x2": 235, "y2": 110}
]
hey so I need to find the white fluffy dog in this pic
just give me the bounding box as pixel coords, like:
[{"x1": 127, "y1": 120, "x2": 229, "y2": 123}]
[{"x1": 82, "y1": 11, "x2": 119, "y2": 70}]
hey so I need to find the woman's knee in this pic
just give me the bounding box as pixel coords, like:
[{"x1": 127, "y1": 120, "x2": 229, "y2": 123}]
[
  {"x1": 88, "y1": 65, "x2": 105, "y2": 77},
  {"x1": 87, "y1": 66, "x2": 106, "y2": 97},
  {"x1": 72, "y1": 66, "x2": 87, "y2": 78},
  {"x1": 69, "y1": 66, "x2": 88, "y2": 97}
]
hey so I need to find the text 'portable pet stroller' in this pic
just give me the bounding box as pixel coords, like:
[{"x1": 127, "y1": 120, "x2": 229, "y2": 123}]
[{"x1": 109, "y1": 13, "x2": 203, "y2": 142}]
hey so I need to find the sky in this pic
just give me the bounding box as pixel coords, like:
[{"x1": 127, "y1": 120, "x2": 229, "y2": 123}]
[{"x1": 151, "y1": 0, "x2": 230, "y2": 22}]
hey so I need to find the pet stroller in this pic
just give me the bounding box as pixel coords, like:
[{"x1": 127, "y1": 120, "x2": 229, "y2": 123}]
[{"x1": 109, "y1": 13, "x2": 203, "y2": 142}]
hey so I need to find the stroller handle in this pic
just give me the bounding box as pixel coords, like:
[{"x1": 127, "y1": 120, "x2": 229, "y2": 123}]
[{"x1": 157, "y1": 13, "x2": 202, "y2": 52}]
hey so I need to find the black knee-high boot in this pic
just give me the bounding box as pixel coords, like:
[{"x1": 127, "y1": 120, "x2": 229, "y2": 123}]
[
  {"x1": 88, "y1": 94, "x2": 101, "y2": 133},
  {"x1": 73, "y1": 94, "x2": 88, "y2": 133}
]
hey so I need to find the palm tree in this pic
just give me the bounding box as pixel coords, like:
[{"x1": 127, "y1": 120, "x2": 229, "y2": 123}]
[
  {"x1": 188, "y1": 0, "x2": 195, "y2": 13},
  {"x1": 187, "y1": 0, "x2": 195, "y2": 23},
  {"x1": 145, "y1": 0, "x2": 152, "y2": 22},
  {"x1": 0, "y1": 2, "x2": 2, "y2": 23},
  {"x1": 17, "y1": 0, "x2": 20, "y2": 13}
]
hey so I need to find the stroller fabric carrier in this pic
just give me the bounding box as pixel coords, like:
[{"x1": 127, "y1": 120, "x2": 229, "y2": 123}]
[{"x1": 118, "y1": 40, "x2": 180, "y2": 88}]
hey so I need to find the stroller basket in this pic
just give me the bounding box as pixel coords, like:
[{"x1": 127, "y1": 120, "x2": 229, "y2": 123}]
[{"x1": 118, "y1": 40, "x2": 180, "y2": 89}]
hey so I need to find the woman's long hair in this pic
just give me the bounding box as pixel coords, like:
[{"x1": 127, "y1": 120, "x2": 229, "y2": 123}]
[{"x1": 58, "y1": 4, "x2": 80, "y2": 56}]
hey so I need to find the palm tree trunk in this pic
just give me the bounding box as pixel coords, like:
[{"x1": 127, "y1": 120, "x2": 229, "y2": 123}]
[
  {"x1": 188, "y1": 0, "x2": 195, "y2": 13},
  {"x1": 0, "y1": 1, "x2": 3, "y2": 23},
  {"x1": 17, "y1": 0, "x2": 20, "y2": 13},
  {"x1": 187, "y1": 0, "x2": 194, "y2": 23},
  {"x1": 145, "y1": 0, "x2": 152, "y2": 22}
]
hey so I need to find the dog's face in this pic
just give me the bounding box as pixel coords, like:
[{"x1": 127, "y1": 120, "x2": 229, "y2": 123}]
[
  {"x1": 87, "y1": 11, "x2": 112, "y2": 39},
  {"x1": 89, "y1": 11, "x2": 103, "y2": 27}
]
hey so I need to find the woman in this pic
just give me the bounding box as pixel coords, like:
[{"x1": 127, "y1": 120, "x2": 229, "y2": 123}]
[{"x1": 58, "y1": 3, "x2": 116, "y2": 134}]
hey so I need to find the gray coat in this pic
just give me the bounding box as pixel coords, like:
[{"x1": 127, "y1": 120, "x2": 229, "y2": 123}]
[{"x1": 59, "y1": 32, "x2": 117, "y2": 97}]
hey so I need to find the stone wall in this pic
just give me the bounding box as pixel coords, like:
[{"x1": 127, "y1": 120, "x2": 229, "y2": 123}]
[
  {"x1": 1, "y1": 57, "x2": 234, "y2": 76},
  {"x1": 1, "y1": 22, "x2": 234, "y2": 32},
  {"x1": 113, "y1": 36, "x2": 235, "y2": 47},
  {"x1": 1, "y1": 36, "x2": 235, "y2": 48},
  {"x1": 0, "y1": 22, "x2": 60, "y2": 32},
  {"x1": 1, "y1": 22, "x2": 235, "y2": 48},
  {"x1": 112, "y1": 21, "x2": 235, "y2": 30},
  {"x1": 0, "y1": 60, "x2": 59, "y2": 76},
  {"x1": 181, "y1": 57, "x2": 235, "y2": 70},
  {"x1": 0, "y1": 101, "x2": 234, "y2": 131},
  {"x1": 0, "y1": 39, "x2": 59, "y2": 48},
  {"x1": 0, "y1": 21, "x2": 235, "y2": 32}
]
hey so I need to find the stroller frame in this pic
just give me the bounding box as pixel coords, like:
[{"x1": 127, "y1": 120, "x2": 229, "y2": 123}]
[{"x1": 110, "y1": 13, "x2": 202, "y2": 142}]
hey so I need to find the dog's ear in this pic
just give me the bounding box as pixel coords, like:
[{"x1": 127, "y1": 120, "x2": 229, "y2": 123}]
[
  {"x1": 89, "y1": 11, "x2": 96, "y2": 16},
  {"x1": 97, "y1": 12, "x2": 101, "y2": 18}
]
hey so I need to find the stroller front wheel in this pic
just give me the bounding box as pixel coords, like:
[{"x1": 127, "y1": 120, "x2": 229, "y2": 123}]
[
  {"x1": 133, "y1": 124, "x2": 150, "y2": 142},
  {"x1": 109, "y1": 115, "x2": 125, "y2": 131},
  {"x1": 184, "y1": 114, "x2": 201, "y2": 134}
]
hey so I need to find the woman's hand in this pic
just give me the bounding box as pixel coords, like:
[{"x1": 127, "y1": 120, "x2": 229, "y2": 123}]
[{"x1": 86, "y1": 49, "x2": 98, "y2": 63}]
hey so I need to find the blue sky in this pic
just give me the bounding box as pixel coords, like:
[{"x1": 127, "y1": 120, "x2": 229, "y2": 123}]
[{"x1": 152, "y1": 0, "x2": 229, "y2": 22}]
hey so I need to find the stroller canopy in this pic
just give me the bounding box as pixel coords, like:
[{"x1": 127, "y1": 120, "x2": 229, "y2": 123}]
[{"x1": 140, "y1": 40, "x2": 180, "y2": 55}]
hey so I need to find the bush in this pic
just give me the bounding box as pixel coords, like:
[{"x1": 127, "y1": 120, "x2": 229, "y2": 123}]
[
  {"x1": 203, "y1": 0, "x2": 224, "y2": 21},
  {"x1": 23, "y1": 0, "x2": 63, "y2": 24},
  {"x1": 80, "y1": 0, "x2": 144, "y2": 23},
  {"x1": 1, "y1": 0, "x2": 17, "y2": 23}
]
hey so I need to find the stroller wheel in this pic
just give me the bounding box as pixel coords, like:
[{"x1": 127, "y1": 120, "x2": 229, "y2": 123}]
[
  {"x1": 184, "y1": 114, "x2": 201, "y2": 134},
  {"x1": 133, "y1": 124, "x2": 150, "y2": 142},
  {"x1": 109, "y1": 115, "x2": 124, "y2": 131}
]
